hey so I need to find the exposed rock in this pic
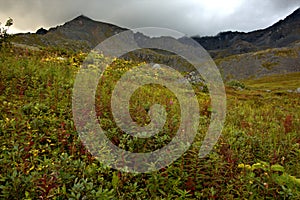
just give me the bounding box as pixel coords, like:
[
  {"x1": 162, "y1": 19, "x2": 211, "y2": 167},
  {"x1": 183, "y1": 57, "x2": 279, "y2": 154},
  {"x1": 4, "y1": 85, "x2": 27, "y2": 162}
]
[
  {"x1": 184, "y1": 71, "x2": 205, "y2": 84},
  {"x1": 152, "y1": 64, "x2": 161, "y2": 69}
]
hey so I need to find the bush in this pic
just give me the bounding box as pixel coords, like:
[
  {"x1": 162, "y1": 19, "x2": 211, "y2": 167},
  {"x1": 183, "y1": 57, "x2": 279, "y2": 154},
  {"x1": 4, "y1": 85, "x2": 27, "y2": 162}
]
[{"x1": 227, "y1": 80, "x2": 246, "y2": 89}]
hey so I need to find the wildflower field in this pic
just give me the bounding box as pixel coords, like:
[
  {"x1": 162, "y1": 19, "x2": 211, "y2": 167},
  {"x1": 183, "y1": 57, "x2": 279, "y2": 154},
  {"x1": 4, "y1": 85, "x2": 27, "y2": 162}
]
[{"x1": 0, "y1": 47, "x2": 300, "y2": 199}]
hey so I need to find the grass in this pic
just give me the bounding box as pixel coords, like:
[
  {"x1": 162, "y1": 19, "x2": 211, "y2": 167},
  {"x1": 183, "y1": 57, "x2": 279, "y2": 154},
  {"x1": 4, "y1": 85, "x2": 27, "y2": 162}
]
[
  {"x1": 244, "y1": 72, "x2": 300, "y2": 92},
  {"x1": 0, "y1": 46, "x2": 299, "y2": 199}
]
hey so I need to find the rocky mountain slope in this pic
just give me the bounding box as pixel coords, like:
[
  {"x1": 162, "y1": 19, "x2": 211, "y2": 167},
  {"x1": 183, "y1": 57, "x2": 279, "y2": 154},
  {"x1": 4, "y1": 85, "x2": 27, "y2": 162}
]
[{"x1": 216, "y1": 42, "x2": 300, "y2": 80}]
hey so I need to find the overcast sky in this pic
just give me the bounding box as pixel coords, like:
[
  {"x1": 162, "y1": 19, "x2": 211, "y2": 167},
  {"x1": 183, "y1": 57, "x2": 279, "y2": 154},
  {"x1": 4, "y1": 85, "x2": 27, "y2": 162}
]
[{"x1": 0, "y1": 0, "x2": 299, "y2": 36}]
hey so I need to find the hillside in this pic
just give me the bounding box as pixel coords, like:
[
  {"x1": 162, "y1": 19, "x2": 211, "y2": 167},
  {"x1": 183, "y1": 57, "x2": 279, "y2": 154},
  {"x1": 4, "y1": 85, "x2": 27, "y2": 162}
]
[{"x1": 217, "y1": 43, "x2": 300, "y2": 80}]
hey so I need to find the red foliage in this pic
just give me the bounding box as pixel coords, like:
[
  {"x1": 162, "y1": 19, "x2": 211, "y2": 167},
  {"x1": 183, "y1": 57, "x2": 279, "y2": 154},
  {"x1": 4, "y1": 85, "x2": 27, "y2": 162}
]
[{"x1": 283, "y1": 115, "x2": 293, "y2": 134}]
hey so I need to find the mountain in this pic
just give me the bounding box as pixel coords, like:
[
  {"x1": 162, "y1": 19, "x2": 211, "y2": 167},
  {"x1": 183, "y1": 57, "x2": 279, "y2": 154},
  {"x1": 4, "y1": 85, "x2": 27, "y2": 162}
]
[
  {"x1": 14, "y1": 8, "x2": 300, "y2": 54},
  {"x1": 12, "y1": 8, "x2": 300, "y2": 80},
  {"x1": 13, "y1": 15, "x2": 127, "y2": 51},
  {"x1": 192, "y1": 8, "x2": 300, "y2": 58}
]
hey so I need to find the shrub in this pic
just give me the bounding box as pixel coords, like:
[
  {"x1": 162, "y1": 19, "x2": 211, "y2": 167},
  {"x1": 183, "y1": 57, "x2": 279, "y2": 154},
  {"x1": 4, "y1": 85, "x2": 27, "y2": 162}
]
[{"x1": 227, "y1": 80, "x2": 246, "y2": 89}]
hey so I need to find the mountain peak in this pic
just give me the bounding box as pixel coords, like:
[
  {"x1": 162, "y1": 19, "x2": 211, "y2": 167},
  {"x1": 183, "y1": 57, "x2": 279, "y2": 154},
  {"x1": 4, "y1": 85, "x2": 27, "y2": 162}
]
[
  {"x1": 37, "y1": 15, "x2": 127, "y2": 50},
  {"x1": 72, "y1": 15, "x2": 93, "y2": 21}
]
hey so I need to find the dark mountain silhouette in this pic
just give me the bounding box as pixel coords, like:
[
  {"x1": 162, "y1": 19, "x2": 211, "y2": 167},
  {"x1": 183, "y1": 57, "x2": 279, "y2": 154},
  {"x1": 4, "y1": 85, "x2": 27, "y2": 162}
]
[
  {"x1": 46, "y1": 15, "x2": 127, "y2": 47},
  {"x1": 192, "y1": 7, "x2": 300, "y2": 58},
  {"x1": 14, "y1": 15, "x2": 127, "y2": 51}
]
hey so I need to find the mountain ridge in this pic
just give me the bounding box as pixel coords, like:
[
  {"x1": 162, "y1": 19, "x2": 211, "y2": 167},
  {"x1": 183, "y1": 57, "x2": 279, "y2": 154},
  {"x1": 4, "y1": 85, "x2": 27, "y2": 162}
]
[
  {"x1": 12, "y1": 8, "x2": 300, "y2": 80},
  {"x1": 192, "y1": 7, "x2": 300, "y2": 57},
  {"x1": 13, "y1": 7, "x2": 300, "y2": 55}
]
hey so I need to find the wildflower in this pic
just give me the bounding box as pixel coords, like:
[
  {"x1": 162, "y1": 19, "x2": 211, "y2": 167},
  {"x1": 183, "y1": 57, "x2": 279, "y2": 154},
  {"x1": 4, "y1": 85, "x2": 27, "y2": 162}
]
[
  {"x1": 245, "y1": 165, "x2": 251, "y2": 170},
  {"x1": 238, "y1": 163, "x2": 245, "y2": 168},
  {"x1": 32, "y1": 149, "x2": 39, "y2": 157},
  {"x1": 26, "y1": 165, "x2": 35, "y2": 174}
]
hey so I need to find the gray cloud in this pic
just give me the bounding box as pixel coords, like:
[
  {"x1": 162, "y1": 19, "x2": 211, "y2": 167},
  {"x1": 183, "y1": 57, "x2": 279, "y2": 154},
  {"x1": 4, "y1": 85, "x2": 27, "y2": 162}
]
[{"x1": 0, "y1": 0, "x2": 299, "y2": 36}]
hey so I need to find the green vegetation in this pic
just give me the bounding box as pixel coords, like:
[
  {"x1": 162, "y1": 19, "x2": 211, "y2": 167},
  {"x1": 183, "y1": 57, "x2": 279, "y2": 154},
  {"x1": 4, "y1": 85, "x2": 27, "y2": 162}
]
[
  {"x1": 0, "y1": 18, "x2": 13, "y2": 49},
  {"x1": 244, "y1": 72, "x2": 300, "y2": 92},
  {"x1": 227, "y1": 80, "x2": 246, "y2": 90},
  {"x1": 0, "y1": 46, "x2": 299, "y2": 199}
]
